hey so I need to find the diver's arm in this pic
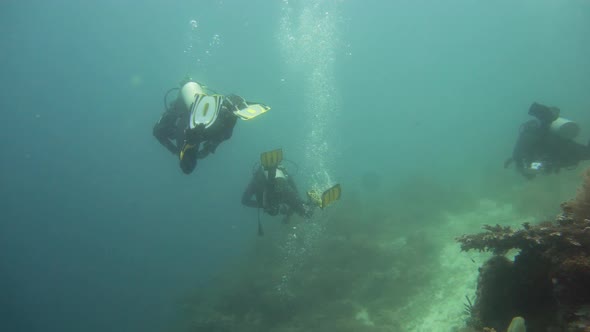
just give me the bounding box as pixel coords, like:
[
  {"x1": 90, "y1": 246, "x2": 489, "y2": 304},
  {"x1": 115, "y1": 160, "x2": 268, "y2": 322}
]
[
  {"x1": 513, "y1": 124, "x2": 536, "y2": 160},
  {"x1": 511, "y1": 121, "x2": 543, "y2": 177},
  {"x1": 153, "y1": 119, "x2": 180, "y2": 155},
  {"x1": 511, "y1": 141, "x2": 530, "y2": 178},
  {"x1": 241, "y1": 188, "x2": 259, "y2": 208},
  {"x1": 283, "y1": 177, "x2": 313, "y2": 218},
  {"x1": 241, "y1": 176, "x2": 263, "y2": 208},
  {"x1": 153, "y1": 104, "x2": 188, "y2": 155},
  {"x1": 154, "y1": 131, "x2": 180, "y2": 154}
]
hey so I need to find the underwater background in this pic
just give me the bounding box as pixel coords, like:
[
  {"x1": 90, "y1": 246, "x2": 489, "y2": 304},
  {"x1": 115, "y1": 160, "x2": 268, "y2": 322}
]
[{"x1": 1, "y1": 0, "x2": 590, "y2": 331}]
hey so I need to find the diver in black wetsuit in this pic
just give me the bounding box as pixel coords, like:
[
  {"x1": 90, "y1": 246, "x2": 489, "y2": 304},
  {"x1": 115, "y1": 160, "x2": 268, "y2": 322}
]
[
  {"x1": 153, "y1": 80, "x2": 248, "y2": 174},
  {"x1": 242, "y1": 149, "x2": 342, "y2": 236},
  {"x1": 241, "y1": 164, "x2": 315, "y2": 222},
  {"x1": 505, "y1": 102, "x2": 590, "y2": 179}
]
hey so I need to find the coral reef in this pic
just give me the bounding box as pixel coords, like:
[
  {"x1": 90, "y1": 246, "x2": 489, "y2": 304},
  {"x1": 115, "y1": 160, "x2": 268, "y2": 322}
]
[
  {"x1": 562, "y1": 168, "x2": 590, "y2": 223},
  {"x1": 457, "y1": 168, "x2": 590, "y2": 331}
]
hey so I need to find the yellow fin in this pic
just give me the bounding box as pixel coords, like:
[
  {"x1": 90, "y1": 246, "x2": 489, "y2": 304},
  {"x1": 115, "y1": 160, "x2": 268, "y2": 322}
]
[
  {"x1": 234, "y1": 103, "x2": 270, "y2": 120},
  {"x1": 260, "y1": 148, "x2": 283, "y2": 169},
  {"x1": 321, "y1": 184, "x2": 342, "y2": 209}
]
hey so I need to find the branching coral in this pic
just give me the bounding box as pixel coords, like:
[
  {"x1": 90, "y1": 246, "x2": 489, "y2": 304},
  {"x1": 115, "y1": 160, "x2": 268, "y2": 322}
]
[
  {"x1": 456, "y1": 168, "x2": 590, "y2": 331},
  {"x1": 456, "y1": 218, "x2": 590, "y2": 258}
]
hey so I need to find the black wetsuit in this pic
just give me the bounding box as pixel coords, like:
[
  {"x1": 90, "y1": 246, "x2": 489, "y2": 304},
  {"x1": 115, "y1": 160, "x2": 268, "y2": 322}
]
[
  {"x1": 153, "y1": 93, "x2": 239, "y2": 174},
  {"x1": 153, "y1": 98, "x2": 188, "y2": 156},
  {"x1": 507, "y1": 103, "x2": 590, "y2": 178},
  {"x1": 241, "y1": 166, "x2": 312, "y2": 220}
]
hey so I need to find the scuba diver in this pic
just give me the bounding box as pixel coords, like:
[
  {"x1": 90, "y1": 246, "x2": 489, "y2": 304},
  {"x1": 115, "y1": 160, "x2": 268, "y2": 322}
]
[
  {"x1": 153, "y1": 78, "x2": 270, "y2": 174},
  {"x1": 241, "y1": 148, "x2": 342, "y2": 235},
  {"x1": 505, "y1": 102, "x2": 590, "y2": 179}
]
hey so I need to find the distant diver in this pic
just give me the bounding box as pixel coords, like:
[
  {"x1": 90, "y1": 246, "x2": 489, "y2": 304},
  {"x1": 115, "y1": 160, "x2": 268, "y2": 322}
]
[
  {"x1": 241, "y1": 148, "x2": 342, "y2": 235},
  {"x1": 153, "y1": 77, "x2": 270, "y2": 174},
  {"x1": 505, "y1": 102, "x2": 590, "y2": 179}
]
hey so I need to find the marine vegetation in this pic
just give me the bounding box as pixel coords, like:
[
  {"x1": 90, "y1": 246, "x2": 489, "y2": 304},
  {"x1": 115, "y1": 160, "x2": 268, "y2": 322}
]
[
  {"x1": 457, "y1": 168, "x2": 590, "y2": 332},
  {"x1": 174, "y1": 174, "x2": 475, "y2": 332}
]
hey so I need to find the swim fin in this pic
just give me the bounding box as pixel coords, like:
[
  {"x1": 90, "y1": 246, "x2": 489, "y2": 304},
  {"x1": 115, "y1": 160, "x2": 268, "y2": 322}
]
[
  {"x1": 233, "y1": 103, "x2": 270, "y2": 120},
  {"x1": 320, "y1": 184, "x2": 341, "y2": 209},
  {"x1": 260, "y1": 148, "x2": 283, "y2": 170}
]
